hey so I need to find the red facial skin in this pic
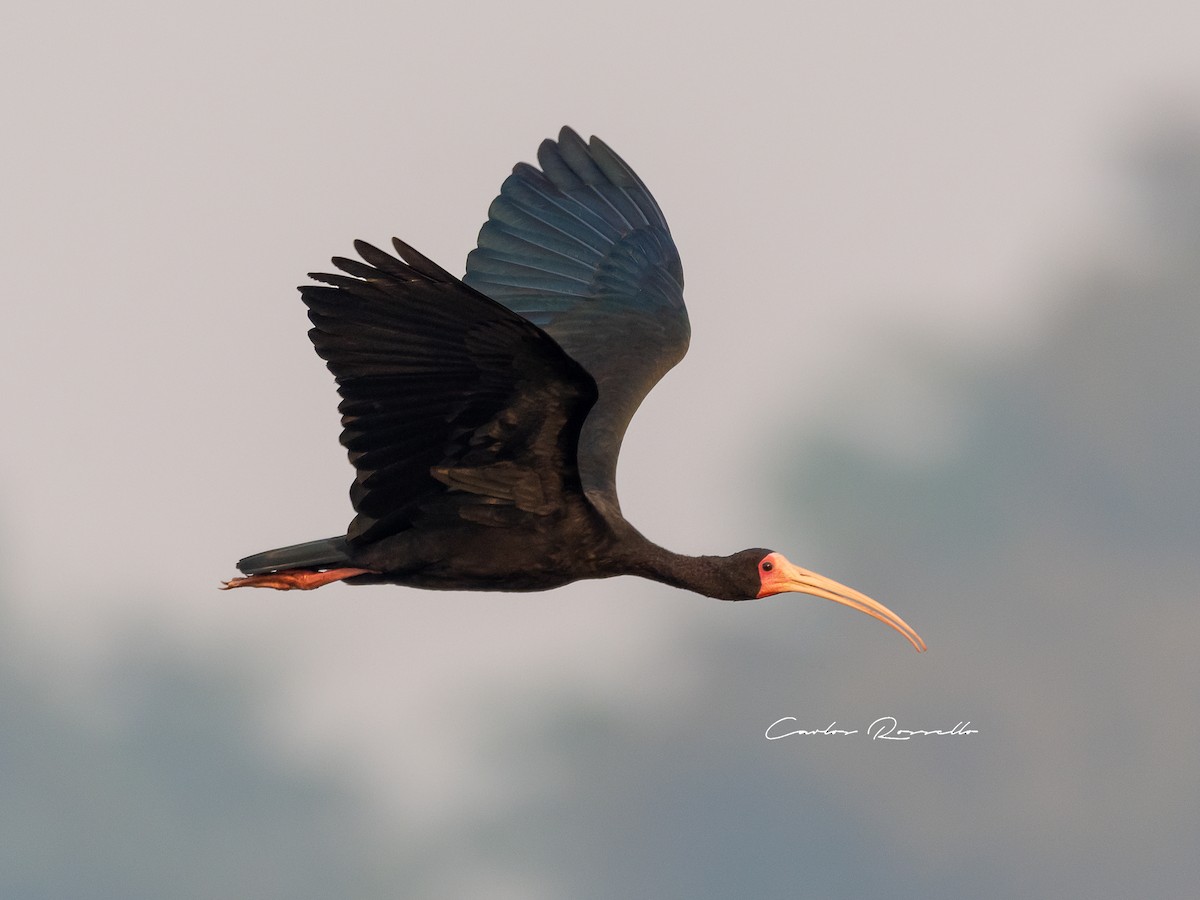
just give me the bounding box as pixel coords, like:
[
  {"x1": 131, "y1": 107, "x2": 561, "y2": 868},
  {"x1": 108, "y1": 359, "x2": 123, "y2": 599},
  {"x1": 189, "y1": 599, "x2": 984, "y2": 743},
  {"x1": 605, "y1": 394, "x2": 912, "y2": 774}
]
[{"x1": 756, "y1": 551, "x2": 793, "y2": 598}]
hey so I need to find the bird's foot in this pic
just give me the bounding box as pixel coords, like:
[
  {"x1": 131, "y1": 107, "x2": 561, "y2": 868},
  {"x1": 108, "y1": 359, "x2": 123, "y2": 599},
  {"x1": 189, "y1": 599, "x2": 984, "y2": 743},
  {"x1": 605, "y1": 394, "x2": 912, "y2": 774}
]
[{"x1": 220, "y1": 567, "x2": 374, "y2": 591}]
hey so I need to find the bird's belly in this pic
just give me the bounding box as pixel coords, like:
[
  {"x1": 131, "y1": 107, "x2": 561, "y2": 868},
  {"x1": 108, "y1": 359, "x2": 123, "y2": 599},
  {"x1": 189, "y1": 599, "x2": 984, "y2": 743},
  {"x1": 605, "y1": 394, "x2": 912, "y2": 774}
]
[
  {"x1": 349, "y1": 527, "x2": 603, "y2": 593},
  {"x1": 389, "y1": 568, "x2": 580, "y2": 593}
]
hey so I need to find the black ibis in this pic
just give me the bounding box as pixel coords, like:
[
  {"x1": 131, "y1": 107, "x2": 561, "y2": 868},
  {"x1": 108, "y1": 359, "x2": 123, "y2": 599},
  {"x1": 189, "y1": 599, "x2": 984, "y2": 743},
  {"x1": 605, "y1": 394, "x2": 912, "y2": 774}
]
[{"x1": 224, "y1": 128, "x2": 926, "y2": 652}]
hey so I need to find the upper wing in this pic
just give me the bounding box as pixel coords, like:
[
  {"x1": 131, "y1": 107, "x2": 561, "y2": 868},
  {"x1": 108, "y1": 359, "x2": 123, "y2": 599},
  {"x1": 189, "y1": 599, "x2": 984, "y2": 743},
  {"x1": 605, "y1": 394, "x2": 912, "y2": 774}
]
[
  {"x1": 463, "y1": 127, "x2": 689, "y2": 515},
  {"x1": 301, "y1": 238, "x2": 598, "y2": 545}
]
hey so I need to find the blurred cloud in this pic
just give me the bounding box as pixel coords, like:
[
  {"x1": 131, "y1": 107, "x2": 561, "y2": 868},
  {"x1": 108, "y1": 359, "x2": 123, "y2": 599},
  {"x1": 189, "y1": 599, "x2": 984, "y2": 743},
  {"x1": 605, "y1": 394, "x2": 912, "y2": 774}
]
[
  {"x1": 0, "y1": 590, "x2": 407, "y2": 899},
  {"x1": 771, "y1": 123, "x2": 1200, "y2": 896}
]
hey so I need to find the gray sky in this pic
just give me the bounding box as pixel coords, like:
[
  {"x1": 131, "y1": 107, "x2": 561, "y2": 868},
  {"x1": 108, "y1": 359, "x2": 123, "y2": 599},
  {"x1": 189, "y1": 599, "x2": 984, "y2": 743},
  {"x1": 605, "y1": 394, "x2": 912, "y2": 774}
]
[{"x1": 3, "y1": 2, "x2": 1200, "y2": 896}]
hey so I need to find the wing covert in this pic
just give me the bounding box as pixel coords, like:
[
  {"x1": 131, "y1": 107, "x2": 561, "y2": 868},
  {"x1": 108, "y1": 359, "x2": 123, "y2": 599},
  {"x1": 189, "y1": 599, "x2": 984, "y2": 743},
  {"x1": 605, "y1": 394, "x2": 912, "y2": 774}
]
[{"x1": 301, "y1": 239, "x2": 598, "y2": 545}]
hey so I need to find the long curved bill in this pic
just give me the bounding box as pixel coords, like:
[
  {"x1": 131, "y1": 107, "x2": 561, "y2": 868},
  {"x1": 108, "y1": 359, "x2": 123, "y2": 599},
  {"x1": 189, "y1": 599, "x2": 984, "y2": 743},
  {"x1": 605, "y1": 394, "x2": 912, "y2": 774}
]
[{"x1": 761, "y1": 555, "x2": 927, "y2": 652}]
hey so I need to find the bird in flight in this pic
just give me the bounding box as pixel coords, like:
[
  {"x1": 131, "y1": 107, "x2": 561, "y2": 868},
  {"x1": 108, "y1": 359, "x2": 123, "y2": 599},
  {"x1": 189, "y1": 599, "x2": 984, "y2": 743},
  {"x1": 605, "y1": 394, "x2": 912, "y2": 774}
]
[{"x1": 224, "y1": 128, "x2": 926, "y2": 652}]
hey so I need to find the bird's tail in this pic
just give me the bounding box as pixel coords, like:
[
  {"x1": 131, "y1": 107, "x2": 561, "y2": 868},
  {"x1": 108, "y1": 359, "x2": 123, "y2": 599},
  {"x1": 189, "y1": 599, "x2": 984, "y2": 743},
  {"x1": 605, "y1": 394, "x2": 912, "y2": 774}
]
[{"x1": 236, "y1": 536, "x2": 351, "y2": 575}]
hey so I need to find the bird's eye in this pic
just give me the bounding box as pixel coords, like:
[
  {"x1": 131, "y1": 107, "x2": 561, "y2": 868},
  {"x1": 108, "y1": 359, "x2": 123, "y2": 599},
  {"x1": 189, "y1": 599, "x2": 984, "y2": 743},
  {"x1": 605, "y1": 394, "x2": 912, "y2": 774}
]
[{"x1": 761, "y1": 561, "x2": 773, "y2": 572}]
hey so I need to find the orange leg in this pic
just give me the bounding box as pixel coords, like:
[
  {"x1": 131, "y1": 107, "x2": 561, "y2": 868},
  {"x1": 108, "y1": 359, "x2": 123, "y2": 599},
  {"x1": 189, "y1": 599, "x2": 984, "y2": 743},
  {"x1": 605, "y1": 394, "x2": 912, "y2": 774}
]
[{"x1": 221, "y1": 567, "x2": 374, "y2": 591}]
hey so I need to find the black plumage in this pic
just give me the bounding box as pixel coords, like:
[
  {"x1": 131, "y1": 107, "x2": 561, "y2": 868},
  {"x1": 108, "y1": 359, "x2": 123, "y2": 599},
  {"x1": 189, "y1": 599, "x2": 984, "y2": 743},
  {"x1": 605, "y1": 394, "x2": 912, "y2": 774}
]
[{"x1": 225, "y1": 128, "x2": 926, "y2": 652}]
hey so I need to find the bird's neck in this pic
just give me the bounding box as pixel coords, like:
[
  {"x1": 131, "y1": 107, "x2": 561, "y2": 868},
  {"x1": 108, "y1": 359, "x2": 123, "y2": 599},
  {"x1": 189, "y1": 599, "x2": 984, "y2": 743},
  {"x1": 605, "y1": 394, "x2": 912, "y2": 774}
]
[{"x1": 613, "y1": 531, "x2": 746, "y2": 601}]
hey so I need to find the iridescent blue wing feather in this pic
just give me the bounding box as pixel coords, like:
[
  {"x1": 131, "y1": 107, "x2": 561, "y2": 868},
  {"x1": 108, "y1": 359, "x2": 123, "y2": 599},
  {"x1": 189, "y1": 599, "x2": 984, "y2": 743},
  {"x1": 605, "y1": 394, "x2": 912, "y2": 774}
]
[{"x1": 464, "y1": 128, "x2": 689, "y2": 516}]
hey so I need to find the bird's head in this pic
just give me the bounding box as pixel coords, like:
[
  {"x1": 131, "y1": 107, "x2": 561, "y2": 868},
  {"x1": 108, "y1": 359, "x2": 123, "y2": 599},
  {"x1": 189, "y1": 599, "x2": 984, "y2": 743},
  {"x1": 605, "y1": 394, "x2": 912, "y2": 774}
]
[{"x1": 735, "y1": 549, "x2": 926, "y2": 652}]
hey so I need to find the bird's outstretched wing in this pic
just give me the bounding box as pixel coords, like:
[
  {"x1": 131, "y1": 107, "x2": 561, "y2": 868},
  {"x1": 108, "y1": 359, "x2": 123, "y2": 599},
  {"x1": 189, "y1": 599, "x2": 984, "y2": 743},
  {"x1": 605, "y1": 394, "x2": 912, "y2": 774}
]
[
  {"x1": 301, "y1": 239, "x2": 598, "y2": 545},
  {"x1": 463, "y1": 127, "x2": 689, "y2": 516}
]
